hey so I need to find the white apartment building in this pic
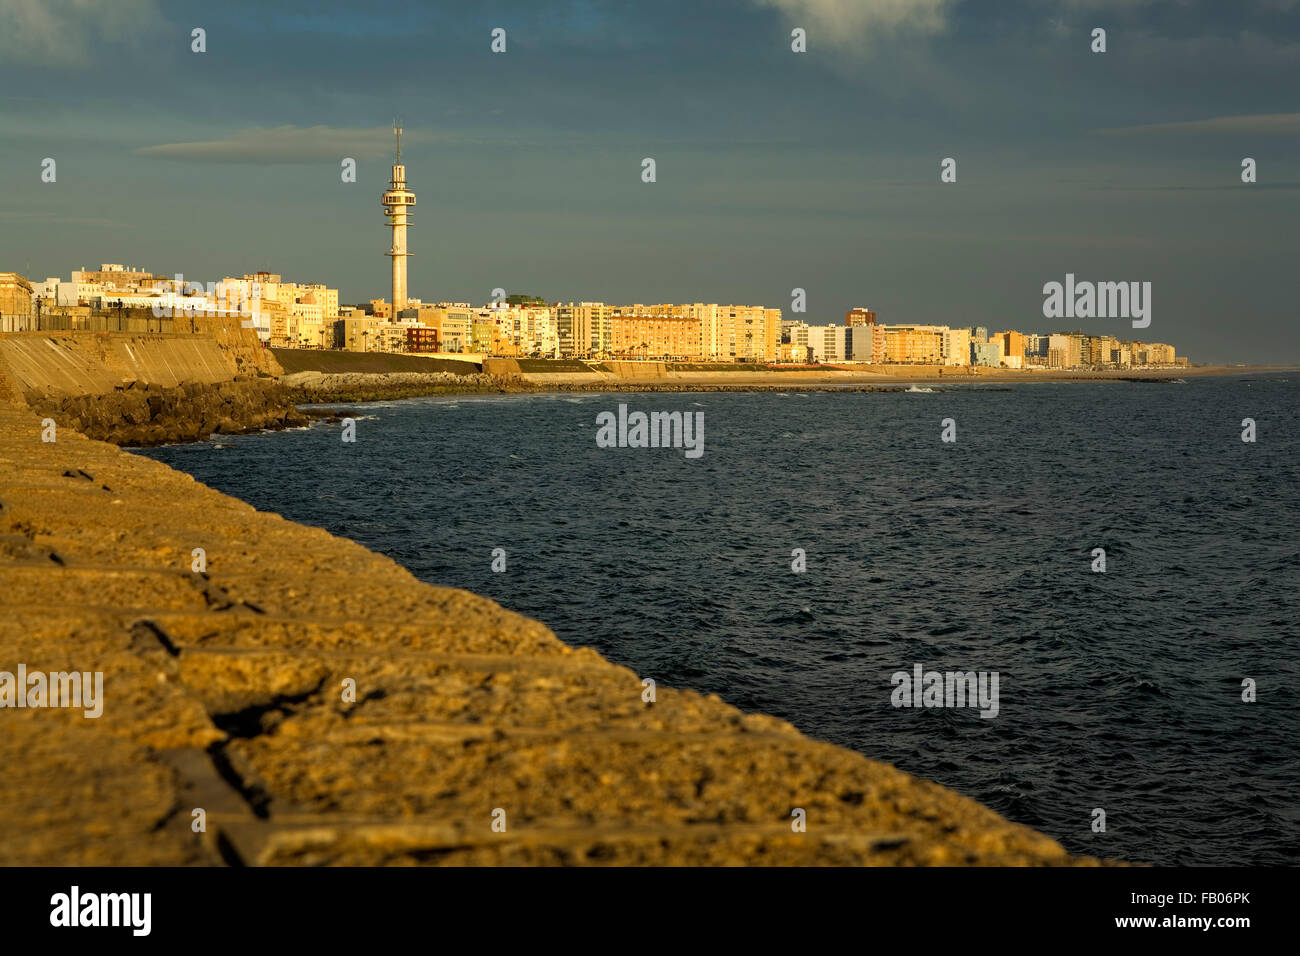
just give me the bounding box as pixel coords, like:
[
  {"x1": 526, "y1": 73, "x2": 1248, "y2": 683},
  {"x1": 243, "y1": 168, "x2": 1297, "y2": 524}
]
[
  {"x1": 941, "y1": 327, "x2": 971, "y2": 366},
  {"x1": 804, "y1": 324, "x2": 847, "y2": 362}
]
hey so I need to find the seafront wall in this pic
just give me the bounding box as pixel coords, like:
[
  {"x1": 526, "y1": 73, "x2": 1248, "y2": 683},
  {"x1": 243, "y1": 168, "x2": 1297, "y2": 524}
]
[
  {"x1": 0, "y1": 323, "x2": 301, "y2": 445},
  {"x1": 0, "y1": 320, "x2": 279, "y2": 398},
  {"x1": 0, "y1": 403, "x2": 1096, "y2": 866}
]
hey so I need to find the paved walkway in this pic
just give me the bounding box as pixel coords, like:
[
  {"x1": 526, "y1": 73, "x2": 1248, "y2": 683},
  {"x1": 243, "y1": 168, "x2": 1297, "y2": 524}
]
[{"x1": 0, "y1": 405, "x2": 1094, "y2": 865}]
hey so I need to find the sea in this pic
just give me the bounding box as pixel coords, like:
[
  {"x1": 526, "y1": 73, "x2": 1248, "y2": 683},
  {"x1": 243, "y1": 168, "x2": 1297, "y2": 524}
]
[{"x1": 136, "y1": 375, "x2": 1300, "y2": 866}]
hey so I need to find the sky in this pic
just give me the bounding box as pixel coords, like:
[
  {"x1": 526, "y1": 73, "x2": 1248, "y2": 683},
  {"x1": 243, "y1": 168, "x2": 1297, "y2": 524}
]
[{"x1": 1, "y1": 0, "x2": 1298, "y2": 363}]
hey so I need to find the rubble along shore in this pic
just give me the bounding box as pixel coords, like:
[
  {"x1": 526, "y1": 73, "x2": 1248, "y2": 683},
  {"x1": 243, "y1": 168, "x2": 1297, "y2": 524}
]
[{"x1": 24, "y1": 377, "x2": 310, "y2": 447}]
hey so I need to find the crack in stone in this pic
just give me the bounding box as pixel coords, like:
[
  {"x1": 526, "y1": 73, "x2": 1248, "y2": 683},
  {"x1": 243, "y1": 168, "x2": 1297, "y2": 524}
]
[
  {"x1": 129, "y1": 619, "x2": 181, "y2": 658},
  {"x1": 201, "y1": 676, "x2": 329, "y2": 830},
  {"x1": 205, "y1": 742, "x2": 274, "y2": 822}
]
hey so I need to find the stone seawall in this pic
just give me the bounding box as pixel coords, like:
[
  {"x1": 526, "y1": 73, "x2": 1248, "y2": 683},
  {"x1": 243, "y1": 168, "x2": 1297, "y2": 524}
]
[
  {"x1": 0, "y1": 403, "x2": 1101, "y2": 866},
  {"x1": 0, "y1": 325, "x2": 296, "y2": 445},
  {"x1": 0, "y1": 326, "x2": 279, "y2": 396}
]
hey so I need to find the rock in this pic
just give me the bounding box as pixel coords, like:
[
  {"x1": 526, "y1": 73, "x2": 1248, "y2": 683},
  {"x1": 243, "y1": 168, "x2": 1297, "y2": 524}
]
[{"x1": 24, "y1": 379, "x2": 307, "y2": 447}]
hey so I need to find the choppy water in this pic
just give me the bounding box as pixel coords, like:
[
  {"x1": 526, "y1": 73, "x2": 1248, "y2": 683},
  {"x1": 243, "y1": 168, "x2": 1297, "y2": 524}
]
[{"x1": 138, "y1": 377, "x2": 1300, "y2": 865}]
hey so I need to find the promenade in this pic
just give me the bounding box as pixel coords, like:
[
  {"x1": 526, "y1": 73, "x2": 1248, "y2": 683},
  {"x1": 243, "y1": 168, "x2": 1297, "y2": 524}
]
[{"x1": 0, "y1": 403, "x2": 1095, "y2": 866}]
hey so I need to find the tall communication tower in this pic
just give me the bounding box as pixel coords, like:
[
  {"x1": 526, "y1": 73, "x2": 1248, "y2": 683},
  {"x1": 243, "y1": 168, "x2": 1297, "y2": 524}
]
[{"x1": 382, "y1": 122, "x2": 416, "y2": 315}]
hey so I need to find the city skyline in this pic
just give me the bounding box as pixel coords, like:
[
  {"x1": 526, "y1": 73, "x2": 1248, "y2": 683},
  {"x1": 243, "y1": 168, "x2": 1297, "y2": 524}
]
[
  {"x1": 4, "y1": 261, "x2": 1183, "y2": 370},
  {"x1": 1, "y1": 0, "x2": 1298, "y2": 363}
]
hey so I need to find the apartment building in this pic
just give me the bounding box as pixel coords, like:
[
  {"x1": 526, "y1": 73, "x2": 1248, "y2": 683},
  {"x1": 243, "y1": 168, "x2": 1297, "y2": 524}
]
[
  {"x1": 554, "y1": 301, "x2": 613, "y2": 357},
  {"x1": 998, "y1": 330, "x2": 1026, "y2": 362},
  {"x1": 883, "y1": 324, "x2": 945, "y2": 364},
  {"x1": 804, "y1": 324, "x2": 847, "y2": 362},
  {"x1": 610, "y1": 313, "x2": 703, "y2": 359},
  {"x1": 846, "y1": 321, "x2": 884, "y2": 362},
  {"x1": 971, "y1": 339, "x2": 1005, "y2": 367},
  {"x1": 941, "y1": 327, "x2": 971, "y2": 366}
]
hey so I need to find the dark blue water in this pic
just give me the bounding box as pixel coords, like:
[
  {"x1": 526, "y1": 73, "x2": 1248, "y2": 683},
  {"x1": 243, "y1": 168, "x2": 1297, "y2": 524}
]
[{"x1": 138, "y1": 377, "x2": 1300, "y2": 865}]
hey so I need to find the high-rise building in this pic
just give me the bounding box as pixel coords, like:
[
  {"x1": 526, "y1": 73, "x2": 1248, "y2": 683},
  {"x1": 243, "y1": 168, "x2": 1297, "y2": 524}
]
[
  {"x1": 941, "y1": 327, "x2": 971, "y2": 366},
  {"x1": 1047, "y1": 333, "x2": 1072, "y2": 368},
  {"x1": 1065, "y1": 333, "x2": 1084, "y2": 368},
  {"x1": 554, "y1": 302, "x2": 613, "y2": 357},
  {"x1": 382, "y1": 124, "x2": 416, "y2": 314},
  {"x1": 845, "y1": 307, "x2": 876, "y2": 326},
  {"x1": 804, "y1": 324, "x2": 847, "y2": 362},
  {"x1": 610, "y1": 314, "x2": 702, "y2": 359},
  {"x1": 971, "y1": 340, "x2": 1005, "y2": 367},
  {"x1": 999, "y1": 330, "x2": 1026, "y2": 361},
  {"x1": 606, "y1": 303, "x2": 779, "y2": 362},
  {"x1": 883, "y1": 325, "x2": 945, "y2": 364},
  {"x1": 845, "y1": 322, "x2": 882, "y2": 362},
  {"x1": 726, "y1": 304, "x2": 781, "y2": 362}
]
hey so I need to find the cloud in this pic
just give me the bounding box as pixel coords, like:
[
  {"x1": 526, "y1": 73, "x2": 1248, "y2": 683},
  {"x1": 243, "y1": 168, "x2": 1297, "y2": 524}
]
[
  {"x1": 134, "y1": 125, "x2": 439, "y2": 164},
  {"x1": 0, "y1": 0, "x2": 161, "y2": 66},
  {"x1": 750, "y1": 0, "x2": 952, "y2": 48},
  {"x1": 1094, "y1": 113, "x2": 1300, "y2": 135}
]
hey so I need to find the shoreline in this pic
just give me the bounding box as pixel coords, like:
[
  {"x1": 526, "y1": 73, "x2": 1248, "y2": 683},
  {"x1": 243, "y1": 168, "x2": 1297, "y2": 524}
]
[
  {"x1": 0, "y1": 401, "x2": 1103, "y2": 866},
  {"x1": 17, "y1": 365, "x2": 1289, "y2": 449},
  {"x1": 3, "y1": 329, "x2": 1283, "y2": 448},
  {"x1": 270, "y1": 363, "x2": 1288, "y2": 408}
]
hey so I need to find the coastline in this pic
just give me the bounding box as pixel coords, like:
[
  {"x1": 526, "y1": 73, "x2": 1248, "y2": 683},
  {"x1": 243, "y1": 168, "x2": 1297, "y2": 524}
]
[
  {"x1": 0, "y1": 401, "x2": 1104, "y2": 866},
  {"x1": 274, "y1": 351, "x2": 1293, "y2": 407},
  {"x1": 272, "y1": 362, "x2": 1290, "y2": 408},
  {"x1": 3, "y1": 330, "x2": 1282, "y2": 448}
]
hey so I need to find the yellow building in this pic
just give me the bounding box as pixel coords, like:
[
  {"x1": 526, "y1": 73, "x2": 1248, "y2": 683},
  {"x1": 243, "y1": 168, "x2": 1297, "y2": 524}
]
[
  {"x1": 555, "y1": 302, "x2": 614, "y2": 357},
  {"x1": 407, "y1": 306, "x2": 470, "y2": 353},
  {"x1": 340, "y1": 316, "x2": 383, "y2": 351},
  {"x1": 620, "y1": 303, "x2": 781, "y2": 362},
  {"x1": 610, "y1": 314, "x2": 703, "y2": 359},
  {"x1": 998, "y1": 330, "x2": 1026, "y2": 360},
  {"x1": 882, "y1": 325, "x2": 945, "y2": 364},
  {"x1": 726, "y1": 304, "x2": 781, "y2": 362},
  {"x1": 471, "y1": 314, "x2": 495, "y2": 353},
  {"x1": 0, "y1": 272, "x2": 34, "y2": 330}
]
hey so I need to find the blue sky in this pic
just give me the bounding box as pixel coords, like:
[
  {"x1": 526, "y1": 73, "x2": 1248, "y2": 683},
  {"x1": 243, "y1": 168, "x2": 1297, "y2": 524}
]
[{"x1": 1, "y1": 0, "x2": 1298, "y2": 362}]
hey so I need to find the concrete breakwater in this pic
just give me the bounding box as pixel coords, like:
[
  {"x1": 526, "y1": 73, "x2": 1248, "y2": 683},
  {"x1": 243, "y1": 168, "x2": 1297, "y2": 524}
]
[{"x1": 0, "y1": 403, "x2": 1099, "y2": 866}]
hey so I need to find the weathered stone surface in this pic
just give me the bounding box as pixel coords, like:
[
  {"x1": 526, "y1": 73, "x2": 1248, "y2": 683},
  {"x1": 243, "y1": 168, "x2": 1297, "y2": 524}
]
[
  {"x1": 24, "y1": 378, "x2": 307, "y2": 446},
  {"x1": 0, "y1": 405, "x2": 1104, "y2": 866}
]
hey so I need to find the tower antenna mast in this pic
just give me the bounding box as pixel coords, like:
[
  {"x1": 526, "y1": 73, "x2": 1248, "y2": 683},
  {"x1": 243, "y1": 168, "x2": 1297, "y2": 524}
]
[{"x1": 382, "y1": 117, "x2": 416, "y2": 316}]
